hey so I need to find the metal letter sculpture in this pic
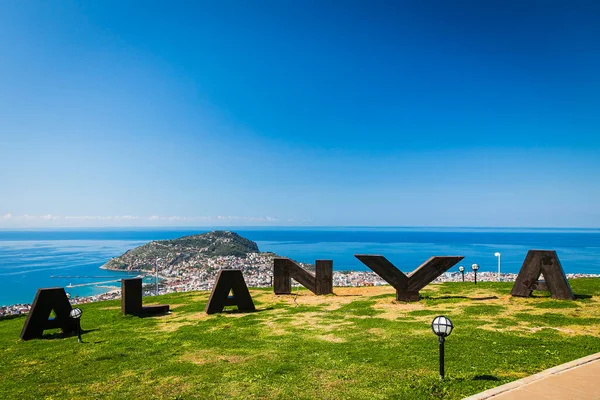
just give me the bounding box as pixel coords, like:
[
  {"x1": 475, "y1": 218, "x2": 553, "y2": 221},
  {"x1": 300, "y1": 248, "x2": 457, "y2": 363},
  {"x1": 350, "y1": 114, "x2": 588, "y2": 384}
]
[
  {"x1": 122, "y1": 278, "x2": 170, "y2": 316},
  {"x1": 20, "y1": 287, "x2": 78, "y2": 340},
  {"x1": 205, "y1": 269, "x2": 256, "y2": 314},
  {"x1": 511, "y1": 250, "x2": 574, "y2": 300},
  {"x1": 273, "y1": 258, "x2": 333, "y2": 295},
  {"x1": 355, "y1": 255, "x2": 464, "y2": 301}
]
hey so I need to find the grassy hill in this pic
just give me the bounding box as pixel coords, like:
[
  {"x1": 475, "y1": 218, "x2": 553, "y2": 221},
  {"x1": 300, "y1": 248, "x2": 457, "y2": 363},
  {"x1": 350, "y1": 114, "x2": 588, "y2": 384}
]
[{"x1": 1, "y1": 279, "x2": 600, "y2": 399}]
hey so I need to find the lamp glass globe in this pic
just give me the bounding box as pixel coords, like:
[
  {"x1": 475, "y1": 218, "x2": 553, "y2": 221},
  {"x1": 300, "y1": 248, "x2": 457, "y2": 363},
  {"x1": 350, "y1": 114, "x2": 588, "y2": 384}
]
[{"x1": 431, "y1": 316, "x2": 454, "y2": 337}]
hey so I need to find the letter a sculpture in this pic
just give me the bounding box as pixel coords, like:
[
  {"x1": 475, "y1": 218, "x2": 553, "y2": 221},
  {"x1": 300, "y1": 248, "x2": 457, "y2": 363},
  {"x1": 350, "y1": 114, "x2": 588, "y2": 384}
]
[
  {"x1": 273, "y1": 258, "x2": 333, "y2": 295},
  {"x1": 205, "y1": 269, "x2": 256, "y2": 314},
  {"x1": 511, "y1": 250, "x2": 574, "y2": 300},
  {"x1": 355, "y1": 255, "x2": 464, "y2": 302},
  {"x1": 21, "y1": 287, "x2": 78, "y2": 340}
]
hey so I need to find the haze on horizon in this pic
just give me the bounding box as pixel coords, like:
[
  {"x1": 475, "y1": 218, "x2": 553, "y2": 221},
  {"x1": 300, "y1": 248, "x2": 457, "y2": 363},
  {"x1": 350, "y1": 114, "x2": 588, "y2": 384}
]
[{"x1": 1, "y1": 1, "x2": 599, "y2": 229}]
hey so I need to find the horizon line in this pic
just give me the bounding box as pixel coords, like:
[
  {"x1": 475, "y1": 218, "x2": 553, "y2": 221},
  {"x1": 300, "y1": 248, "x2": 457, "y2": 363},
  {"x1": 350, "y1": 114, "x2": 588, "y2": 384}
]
[{"x1": 0, "y1": 225, "x2": 599, "y2": 231}]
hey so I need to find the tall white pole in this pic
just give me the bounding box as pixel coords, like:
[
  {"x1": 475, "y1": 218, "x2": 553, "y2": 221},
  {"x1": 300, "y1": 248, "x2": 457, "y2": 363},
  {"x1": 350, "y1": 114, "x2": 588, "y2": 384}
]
[
  {"x1": 494, "y1": 252, "x2": 501, "y2": 281},
  {"x1": 498, "y1": 255, "x2": 500, "y2": 281}
]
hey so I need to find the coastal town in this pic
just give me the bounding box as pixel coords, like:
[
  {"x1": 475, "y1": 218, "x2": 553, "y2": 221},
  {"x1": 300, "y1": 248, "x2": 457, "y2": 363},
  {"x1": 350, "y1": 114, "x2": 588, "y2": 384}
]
[{"x1": 2, "y1": 252, "x2": 598, "y2": 317}]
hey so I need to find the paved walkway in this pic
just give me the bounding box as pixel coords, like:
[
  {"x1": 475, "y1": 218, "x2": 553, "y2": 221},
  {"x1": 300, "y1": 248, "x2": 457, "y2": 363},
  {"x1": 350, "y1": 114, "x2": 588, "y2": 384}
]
[{"x1": 464, "y1": 352, "x2": 600, "y2": 400}]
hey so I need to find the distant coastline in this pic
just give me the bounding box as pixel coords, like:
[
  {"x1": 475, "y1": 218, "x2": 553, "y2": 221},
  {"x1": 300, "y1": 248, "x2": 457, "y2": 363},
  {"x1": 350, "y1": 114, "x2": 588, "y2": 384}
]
[{"x1": 2, "y1": 227, "x2": 600, "y2": 307}]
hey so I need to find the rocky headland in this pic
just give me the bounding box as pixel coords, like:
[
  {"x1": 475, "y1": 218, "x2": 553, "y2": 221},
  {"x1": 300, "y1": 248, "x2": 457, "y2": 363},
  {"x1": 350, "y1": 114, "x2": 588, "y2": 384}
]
[{"x1": 102, "y1": 230, "x2": 264, "y2": 272}]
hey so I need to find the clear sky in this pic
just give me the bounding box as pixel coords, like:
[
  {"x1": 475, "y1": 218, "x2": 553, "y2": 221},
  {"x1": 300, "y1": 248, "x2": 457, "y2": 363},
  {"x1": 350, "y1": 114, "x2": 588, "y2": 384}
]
[{"x1": 1, "y1": 1, "x2": 599, "y2": 228}]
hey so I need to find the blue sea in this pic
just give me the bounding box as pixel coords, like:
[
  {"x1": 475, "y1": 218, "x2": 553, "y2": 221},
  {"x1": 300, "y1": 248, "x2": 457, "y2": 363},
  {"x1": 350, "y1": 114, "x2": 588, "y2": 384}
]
[{"x1": 1, "y1": 227, "x2": 599, "y2": 306}]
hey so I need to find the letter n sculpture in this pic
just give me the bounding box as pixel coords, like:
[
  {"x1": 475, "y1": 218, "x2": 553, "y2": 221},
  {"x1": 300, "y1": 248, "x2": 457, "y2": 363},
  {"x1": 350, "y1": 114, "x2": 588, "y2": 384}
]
[
  {"x1": 205, "y1": 269, "x2": 256, "y2": 314},
  {"x1": 273, "y1": 258, "x2": 333, "y2": 295},
  {"x1": 511, "y1": 250, "x2": 574, "y2": 300},
  {"x1": 355, "y1": 255, "x2": 464, "y2": 302},
  {"x1": 20, "y1": 287, "x2": 78, "y2": 340},
  {"x1": 122, "y1": 278, "x2": 170, "y2": 316}
]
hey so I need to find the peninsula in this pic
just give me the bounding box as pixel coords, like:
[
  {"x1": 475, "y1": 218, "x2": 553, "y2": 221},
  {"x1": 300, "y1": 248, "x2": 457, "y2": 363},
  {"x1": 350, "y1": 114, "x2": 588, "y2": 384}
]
[
  {"x1": 102, "y1": 230, "x2": 262, "y2": 272},
  {"x1": 101, "y1": 231, "x2": 279, "y2": 291}
]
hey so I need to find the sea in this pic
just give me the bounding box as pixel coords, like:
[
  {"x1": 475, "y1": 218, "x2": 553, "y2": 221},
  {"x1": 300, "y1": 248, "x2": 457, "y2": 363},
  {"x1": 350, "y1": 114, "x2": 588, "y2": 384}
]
[{"x1": 1, "y1": 227, "x2": 599, "y2": 306}]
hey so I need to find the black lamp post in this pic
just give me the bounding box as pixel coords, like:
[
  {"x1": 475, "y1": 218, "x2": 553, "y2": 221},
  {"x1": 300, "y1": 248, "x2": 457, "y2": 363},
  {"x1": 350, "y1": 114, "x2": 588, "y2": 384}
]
[
  {"x1": 458, "y1": 266, "x2": 465, "y2": 282},
  {"x1": 471, "y1": 263, "x2": 479, "y2": 284},
  {"x1": 431, "y1": 315, "x2": 454, "y2": 379},
  {"x1": 70, "y1": 308, "x2": 83, "y2": 343}
]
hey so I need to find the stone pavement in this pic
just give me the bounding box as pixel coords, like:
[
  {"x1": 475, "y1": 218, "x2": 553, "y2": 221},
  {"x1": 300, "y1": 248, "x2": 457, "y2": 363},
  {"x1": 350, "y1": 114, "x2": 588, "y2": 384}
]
[{"x1": 464, "y1": 352, "x2": 600, "y2": 400}]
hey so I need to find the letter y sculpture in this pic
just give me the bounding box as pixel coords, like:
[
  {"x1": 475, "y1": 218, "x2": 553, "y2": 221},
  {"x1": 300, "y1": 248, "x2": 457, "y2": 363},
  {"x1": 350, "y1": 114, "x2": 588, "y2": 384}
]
[{"x1": 355, "y1": 255, "x2": 464, "y2": 301}]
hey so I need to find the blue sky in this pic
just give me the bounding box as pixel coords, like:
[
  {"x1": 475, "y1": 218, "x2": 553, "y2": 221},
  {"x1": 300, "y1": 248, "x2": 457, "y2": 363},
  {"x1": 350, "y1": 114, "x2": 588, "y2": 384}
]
[{"x1": 1, "y1": 1, "x2": 599, "y2": 228}]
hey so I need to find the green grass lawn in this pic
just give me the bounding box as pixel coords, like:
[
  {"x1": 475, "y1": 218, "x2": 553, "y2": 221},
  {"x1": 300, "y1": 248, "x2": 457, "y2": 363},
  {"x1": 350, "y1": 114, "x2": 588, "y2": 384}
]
[{"x1": 1, "y1": 279, "x2": 600, "y2": 399}]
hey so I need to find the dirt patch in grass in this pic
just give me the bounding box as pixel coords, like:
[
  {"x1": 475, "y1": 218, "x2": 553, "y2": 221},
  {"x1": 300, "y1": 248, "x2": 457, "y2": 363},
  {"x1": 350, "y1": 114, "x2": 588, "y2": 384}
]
[
  {"x1": 288, "y1": 312, "x2": 322, "y2": 329},
  {"x1": 287, "y1": 312, "x2": 354, "y2": 330},
  {"x1": 478, "y1": 322, "x2": 548, "y2": 335},
  {"x1": 370, "y1": 296, "x2": 452, "y2": 321},
  {"x1": 255, "y1": 291, "x2": 359, "y2": 311},
  {"x1": 259, "y1": 310, "x2": 355, "y2": 337},
  {"x1": 497, "y1": 296, "x2": 600, "y2": 326},
  {"x1": 260, "y1": 319, "x2": 289, "y2": 336},
  {"x1": 333, "y1": 286, "x2": 397, "y2": 297},
  {"x1": 372, "y1": 304, "x2": 425, "y2": 321},
  {"x1": 555, "y1": 325, "x2": 600, "y2": 336},
  {"x1": 367, "y1": 328, "x2": 386, "y2": 336},
  {"x1": 261, "y1": 285, "x2": 512, "y2": 323},
  {"x1": 251, "y1": 286, "x2": 432, "y2": 312},
  {"x1": 180, "y1": 349, "x2": 249, "y2": 366},
  {"x1": 156, "y1": 319, "x2": 197, "y2": 332},
  {"x1": 247, "y1": 285, "x2": 448, "y2": 313},
  {"x1": 478, "y1": 318, "x2": 600, "y2": 337},
  {"x1": 151, "y1": 376, "x2": 193, "y2": 398},
  {"x1": 155, "y1": 311, "x2": 212, "y2": 332},
  {"x1": 314, "y1": 333, "x2": 346, "y2": 343}
]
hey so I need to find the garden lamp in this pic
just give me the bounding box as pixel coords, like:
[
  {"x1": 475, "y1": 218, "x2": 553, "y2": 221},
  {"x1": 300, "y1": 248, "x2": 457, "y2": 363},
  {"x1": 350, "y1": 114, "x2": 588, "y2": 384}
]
[
  {"x1": 471, "y1": 263, "x2": 479, "y2": 284},
  {"x1": 69, "y1": 307, "x2": 83, "y2": 343},
  {"x1": 431, "y1": 316, "x2": 454, "y2": 379}
]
